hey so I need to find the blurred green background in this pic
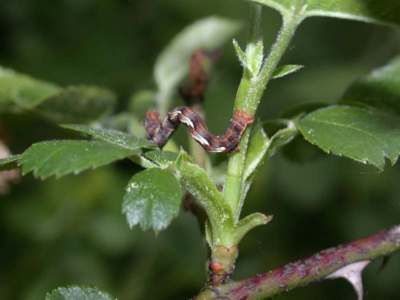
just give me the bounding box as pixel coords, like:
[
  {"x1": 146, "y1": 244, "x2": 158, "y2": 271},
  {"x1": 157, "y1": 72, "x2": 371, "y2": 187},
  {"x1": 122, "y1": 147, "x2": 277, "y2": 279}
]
[{"x1": 1, "y1": 1, "x2": 400, "y2": 299}]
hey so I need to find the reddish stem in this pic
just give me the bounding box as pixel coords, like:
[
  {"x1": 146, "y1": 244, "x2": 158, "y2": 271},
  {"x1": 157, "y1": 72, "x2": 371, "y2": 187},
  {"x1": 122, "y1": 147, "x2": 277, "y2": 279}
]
[{"x1": 194, "y1": 225, "x2": 400, "y2": 300}]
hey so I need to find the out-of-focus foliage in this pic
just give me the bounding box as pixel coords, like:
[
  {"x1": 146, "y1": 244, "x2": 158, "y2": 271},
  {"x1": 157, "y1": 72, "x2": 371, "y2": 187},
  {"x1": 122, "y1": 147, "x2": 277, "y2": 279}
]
[
  {"x1": 1, "y1": 1, "x2": 400, "y2": 300},
  {"x1": 46, "y1": 286, "x2": 115, "y2": 300},
  {"x1": 343, "y1": 55, "x2": 400, "y2": 114},
  {"x1": 251, "y1": 0, "x2": 400, "y2": 26}
]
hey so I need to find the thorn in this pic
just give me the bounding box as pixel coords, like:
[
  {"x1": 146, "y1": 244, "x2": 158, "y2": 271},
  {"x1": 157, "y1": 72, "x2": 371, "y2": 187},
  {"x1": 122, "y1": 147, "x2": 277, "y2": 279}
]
[{"x1": 327, "y1": 260, "x2": 370, "y2": 300}]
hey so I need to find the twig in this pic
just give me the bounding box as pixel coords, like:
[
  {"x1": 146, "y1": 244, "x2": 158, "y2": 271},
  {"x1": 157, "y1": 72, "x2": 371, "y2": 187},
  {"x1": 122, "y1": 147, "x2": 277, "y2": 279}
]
[{"x1": 194, "y1": 225, "x2": 400, "y2": 300}]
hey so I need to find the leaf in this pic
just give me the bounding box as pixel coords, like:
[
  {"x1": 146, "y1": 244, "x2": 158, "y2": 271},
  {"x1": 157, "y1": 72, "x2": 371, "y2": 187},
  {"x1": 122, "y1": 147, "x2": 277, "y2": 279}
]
[
  {"x1": 265, "y1": 125, "x2": 298, "y2": 158},
  {"x1": 62, "y1": 124, "x2": 153, "y2": 151},
  {"x1": 0, "y1": 155, "x2": 21, "y2": 171},
  {"x1": 122, "y1": 168, "x2": 183, "y2": 232},
  {"x1": 0, "y1": 66, "x2": 60, "y2": 112},
  {"x1": 20, "y1": 140, "x2": 137, "y2": 179},
  {"x1": 273, "y1": 64, "x2": 304, "y2": 79},
  {"x1": 33, "y1": 86, "x2": 116, "y2": 123},
  {"x1": 243, "y1": 122, "x2": 270, "y2": 182},
  {"x1": 154, "y1": 17, "x2": 241, "y2": 111},
  {"x1": 343, "y1": 56, "x2": 400, "y2": 114},
  {"x1": 233, "y1": 213, "x2": 273, "y2": 245},
  {"x1": 233, "y1": 39, "x2": 247, "y2": 69},
  {"x1": 245, "y1": 41, "x2": 264, "y2": 77},
  {"x1": 143, "y1": 150, "x2": 178, "y2": 168},
  {"x1": 0, "y1": 66, "x2": 116, "y2": 123},
  {"x1": 45, "y1": 286, "x2": 115, "y2": 300},
  {"x1": 327, "y1": 261, "x2": 370, "y2": 300},
  {"x1": 251, "y1": 0, "x2": 400, "y2": 27},
  {"x1": 243, "y1": 121, "x2": 297, "y2": 183},
  {"x1": 298, "y1": 105, "x2": 400, "y2": 170}
]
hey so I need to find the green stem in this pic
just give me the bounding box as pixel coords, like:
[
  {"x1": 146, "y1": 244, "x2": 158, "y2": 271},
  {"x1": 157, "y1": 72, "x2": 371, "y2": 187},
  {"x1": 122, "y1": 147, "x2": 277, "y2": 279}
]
[{"x1": 224, "y1": 7, "x2": 304, "y2": 220}]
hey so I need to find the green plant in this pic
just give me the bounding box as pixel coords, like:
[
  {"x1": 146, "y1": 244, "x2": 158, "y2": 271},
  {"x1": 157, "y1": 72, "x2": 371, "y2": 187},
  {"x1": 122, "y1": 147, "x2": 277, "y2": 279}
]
[{"x1": 1, "y1": 1, "x2": 400, "y2": 299}]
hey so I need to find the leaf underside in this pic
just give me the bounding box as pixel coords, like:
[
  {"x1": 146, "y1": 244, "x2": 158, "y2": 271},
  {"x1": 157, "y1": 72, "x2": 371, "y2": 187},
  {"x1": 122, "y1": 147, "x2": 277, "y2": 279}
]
[
  {"x1": 0, "y1": 66, "x2": 116, "y2": 123},
  {"x1": 20, "y1": 140, "x2": 137, "y2": 179},
  {"x1": 298, "y1": 105, "x2": 400, "y2": 170},
  {"x1": 62, "y1": 124, "x2": 153, "y2": 151},
  {"x1": 251, "y1": 0, "x2": 400, "y2": 26}
]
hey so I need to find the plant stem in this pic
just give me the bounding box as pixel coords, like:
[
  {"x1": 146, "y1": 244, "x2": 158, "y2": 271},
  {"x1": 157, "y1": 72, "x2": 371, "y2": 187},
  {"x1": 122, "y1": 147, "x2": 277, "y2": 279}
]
[
  {"x1": 194, "y1": 224, "x2": 400, "y2": 300},
  {"x1": 224, "y1": 6, "x2": 304, "y2": 220}
]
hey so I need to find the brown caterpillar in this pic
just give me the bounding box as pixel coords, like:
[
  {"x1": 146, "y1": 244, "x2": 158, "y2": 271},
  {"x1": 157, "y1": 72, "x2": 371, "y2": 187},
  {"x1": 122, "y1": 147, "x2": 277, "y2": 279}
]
[{"x1": 145, "y1": 107, "x2": 254, "y2": 153}]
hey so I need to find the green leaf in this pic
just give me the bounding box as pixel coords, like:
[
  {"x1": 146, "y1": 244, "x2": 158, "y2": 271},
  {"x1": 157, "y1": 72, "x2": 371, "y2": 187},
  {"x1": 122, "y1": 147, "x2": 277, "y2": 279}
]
[
  {"x1": 251, "y1": 0, "x2": 400, "y2": 26},
  {"x1": 62, "y1": 124, "x2": 153, "y2": 151},
  {"x1": 266, "y1": 126, "x2": 299, "y2": 158},
  {"x1": 233, "y1": 39, "x2": 247, "y2": 69},
  {"x1": 343, "y1": 56, "x2": 400, "y2": 114},
  {"x1": 154, "y1": 17, "x2": 241, "y2": 111},
  {"x1": 273, "y1": 64, "x2": 304, "y2": 79},
  {"x1": 143, "y1": 150, "x2": 178, "y2": 168},
  {"x1": 20, "y1": 140, "x2": 137, "y2": 179},
  {"x1": 241, "y1": 122, "x2": 297, "y2": 203},
  {"x1": 0, "y1": 154, "x2": 21, "y2": 171},
  {"x1": 0, "y1": 66, "x2": 116, "y2": 123},
  {"x1": 298, "y1": 105, "x2": 400, "y2": 170},
  {"x1": 0, "y1": 66, "x2": 60, "y2": 112},
  {"x1": 33, "y1": 86, "x2": 116, "y2": 123},
  {"x1": 233, "y1": 213, "x2": 273, "y2": 245},
  {"x1": 45, "y1": 286, "x2": 115, "y2": 300},
  {"x1": 122, "y1": 168, "x2": 183, "y2": 232}
]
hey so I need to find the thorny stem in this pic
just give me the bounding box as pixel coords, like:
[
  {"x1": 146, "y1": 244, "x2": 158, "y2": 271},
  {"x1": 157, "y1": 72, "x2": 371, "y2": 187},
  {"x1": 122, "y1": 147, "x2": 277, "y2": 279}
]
[
  {"x1": 224, "y1": 6, "x2": 304, "y2": 220},
  {"x1": 195, "y1": 225, "x2": 400, "y2": 300}
]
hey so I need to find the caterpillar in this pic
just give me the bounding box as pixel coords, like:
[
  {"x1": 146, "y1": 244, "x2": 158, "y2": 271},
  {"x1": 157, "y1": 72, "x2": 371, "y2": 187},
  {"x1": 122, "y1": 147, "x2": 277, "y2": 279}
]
[
  {"x1": 179, "y1": 49, "x2": 220, "y2": 104},
  {"x1": 145, "y1": 107, "x2": 254, "y2": 153}
]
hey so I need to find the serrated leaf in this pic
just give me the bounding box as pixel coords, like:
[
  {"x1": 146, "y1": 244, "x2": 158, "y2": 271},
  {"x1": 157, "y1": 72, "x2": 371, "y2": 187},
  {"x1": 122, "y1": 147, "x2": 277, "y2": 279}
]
[
  {"x1": 33, "y1": 86, "x2": 116, "y2": 123},
  {"x1": 122, "y1": 168, "x2": 183, "y2": 232},
  {"x1": 62, "y1": 124, "x2": 153, "y2": 150},
  {"x1": 251, "y1": 0, "x2": 400, "y2": 26},
  {"x1": 298, "y1": 105, "x2": 400, "y2": 170},
  {"x1": 45, "y1": 286, "x2": 115, "y2": 300},
  {"x1": 273, "y1": 64, "x2": 304, "y2": 79},
  {"x1": 343, "y1": 56, "x2": 400, "y2": 114},
  {"x1": 0, "y1": 154, "x2": 21, "y2": 171},
  {"x1": 154, "y1": 17, "x2": 241, "y2": 111},
  {"x1": 20, "y1": 140, "x2": 137, "y2": 179}
]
